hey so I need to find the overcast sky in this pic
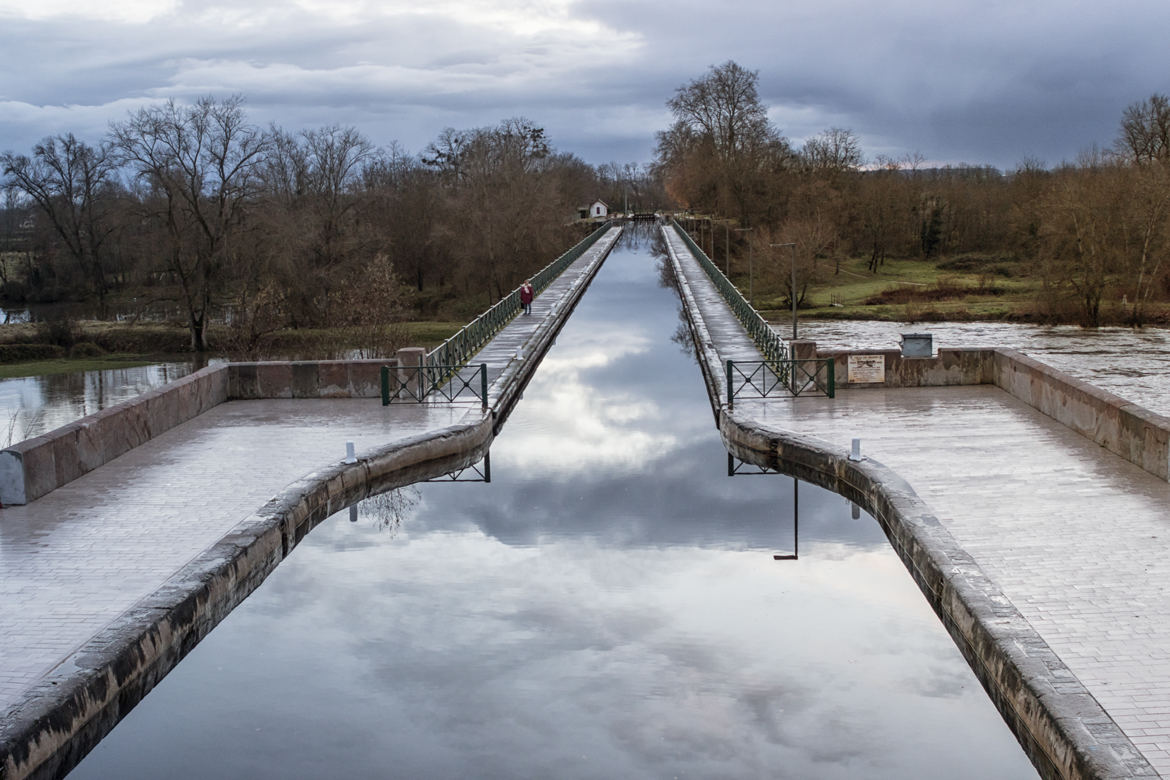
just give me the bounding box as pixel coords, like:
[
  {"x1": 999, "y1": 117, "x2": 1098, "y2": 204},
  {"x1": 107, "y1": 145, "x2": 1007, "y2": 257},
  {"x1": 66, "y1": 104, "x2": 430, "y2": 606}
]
[{"x1": 2, "y1": 0, "x2": 1169, "y2": 170}]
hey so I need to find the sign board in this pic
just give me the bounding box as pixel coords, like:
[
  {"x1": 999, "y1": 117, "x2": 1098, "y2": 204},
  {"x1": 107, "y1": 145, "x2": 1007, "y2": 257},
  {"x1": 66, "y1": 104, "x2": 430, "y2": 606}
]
[{"x1": 847, "y1": 354, "x2": 886, "y2": 384}]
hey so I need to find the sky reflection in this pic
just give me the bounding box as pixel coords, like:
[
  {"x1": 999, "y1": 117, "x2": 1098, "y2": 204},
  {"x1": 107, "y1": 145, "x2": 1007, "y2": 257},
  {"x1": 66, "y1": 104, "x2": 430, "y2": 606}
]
[{"x1": 71, "y1": 225, "x2": 1035, "y2": 779}]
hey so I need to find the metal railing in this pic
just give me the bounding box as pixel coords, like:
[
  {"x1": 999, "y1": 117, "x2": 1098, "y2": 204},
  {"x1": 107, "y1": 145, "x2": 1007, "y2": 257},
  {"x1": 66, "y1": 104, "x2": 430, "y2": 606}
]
[
  {"x1": 670, "y1": 219, "x2": 787, "y2": 365},
  {"x1": 725, "y1": 359, "x2": 835, "y2": 409},
  {"x1": 423, "y1": 223, "x2": 612, "y2": 393},
  {"x1": 381, "y1": 363, "x2": 489, "y2": 409}
]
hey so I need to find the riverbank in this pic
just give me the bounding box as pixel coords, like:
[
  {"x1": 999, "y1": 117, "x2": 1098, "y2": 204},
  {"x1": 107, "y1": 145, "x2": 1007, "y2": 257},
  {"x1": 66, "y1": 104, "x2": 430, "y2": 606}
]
[
  {"x1": 740, "y1": 252, "x2": 1170, "y2": 327},
  {"x1": 0, "y1": 320, "x2": 464, "y2": 371}
]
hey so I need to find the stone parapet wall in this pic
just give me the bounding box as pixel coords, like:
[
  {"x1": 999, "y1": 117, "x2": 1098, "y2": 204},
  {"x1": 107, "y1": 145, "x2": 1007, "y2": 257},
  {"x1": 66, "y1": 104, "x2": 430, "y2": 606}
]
[
  {"x1": 0, "y1": 360, "x2": 401, "y2": 507},
  {"x1": 718, "y1": 411, "x2": 1156, "y2": 780},
  {"x1": 811, "y1": 342, "x2": 1170, "y2": 482},
  {"x1": 818, "y1": 346, "x2": 995, "y2": 387},
  {"x1": 0, "y1": 365, "x2": 230, "y2": 506},
  {"x1": 990, "y1": 349, "x2": 1170, "y2": 482},
  {"x1": 0, "y1": 414, "x2": 493, "y2": 780},
  {"x1": 227, "y1": 359, "x2": 391, "y2": 399}
]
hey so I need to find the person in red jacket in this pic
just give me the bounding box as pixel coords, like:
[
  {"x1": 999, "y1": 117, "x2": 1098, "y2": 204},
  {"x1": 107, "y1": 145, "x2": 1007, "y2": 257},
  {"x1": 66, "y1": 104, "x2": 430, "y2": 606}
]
[{"x1": 520, "y1": 279, "x2": 534, "y2": 315}]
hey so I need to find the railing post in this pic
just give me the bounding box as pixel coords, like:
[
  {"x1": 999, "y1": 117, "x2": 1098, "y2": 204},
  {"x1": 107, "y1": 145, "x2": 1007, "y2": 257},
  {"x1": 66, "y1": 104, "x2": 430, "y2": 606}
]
[
  {"x1": 380, "y1": 365, "x2": 391, "y2": 406},
  {"x1": 726, "y1": 359, "x2": 734, "y2": 410},
  {"x1": 397, "y1": 347, "x2": 426, "y2": 401},
  {"x1": 480, "y1": 363, "x2": 488, "y2": 411},
  {"x1": 827, "y1": 360, "x2": 836, "y2": 398}
]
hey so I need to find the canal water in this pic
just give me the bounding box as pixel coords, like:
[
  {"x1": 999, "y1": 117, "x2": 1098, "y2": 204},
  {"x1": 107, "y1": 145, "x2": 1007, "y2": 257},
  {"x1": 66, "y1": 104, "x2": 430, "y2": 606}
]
[{"x1": 70, "y1": 226, "x2": 1036, "y2": 778}]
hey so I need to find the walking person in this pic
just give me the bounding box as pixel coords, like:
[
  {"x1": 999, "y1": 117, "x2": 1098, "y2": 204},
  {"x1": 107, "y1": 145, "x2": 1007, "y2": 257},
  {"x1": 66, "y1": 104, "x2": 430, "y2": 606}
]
[{"x1": 520, "y1": 279, "x2": 534, "y2": 315}]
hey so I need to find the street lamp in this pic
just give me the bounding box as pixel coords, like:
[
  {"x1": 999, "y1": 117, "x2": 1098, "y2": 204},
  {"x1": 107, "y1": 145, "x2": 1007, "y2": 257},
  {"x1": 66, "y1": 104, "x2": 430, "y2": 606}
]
[
  {"x1": 770, "y1": 242, "x2": 799, "y2": 340},
  {"x1": 773, "y1": 477, "x2": 799, "y2": 560},
  {"x1": 724, "y1": 221, "x2": 730, "y2": 275},
  {"x1": 734, "y1": 228, "x2": 753, "y2": 305}
]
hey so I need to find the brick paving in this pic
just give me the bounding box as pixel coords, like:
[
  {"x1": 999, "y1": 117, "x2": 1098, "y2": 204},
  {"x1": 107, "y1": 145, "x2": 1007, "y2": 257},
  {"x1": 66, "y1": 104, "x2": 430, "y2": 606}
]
[
  {"x1": 664, "y1": 224, "x2": 1170, "y2": 775},
  {"x1": 0, "y1": 225, "x2": 621, "y2": 731}
]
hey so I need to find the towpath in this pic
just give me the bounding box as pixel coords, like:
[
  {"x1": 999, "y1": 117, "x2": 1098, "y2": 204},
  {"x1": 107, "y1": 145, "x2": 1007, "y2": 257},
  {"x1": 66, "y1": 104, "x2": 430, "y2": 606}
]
[
  {"x1": 0, "y1": 225, "x2": 620, "y2": 778},
  {"x1": 663, "y1": 223, "x2": 1170, "y2": 778}
]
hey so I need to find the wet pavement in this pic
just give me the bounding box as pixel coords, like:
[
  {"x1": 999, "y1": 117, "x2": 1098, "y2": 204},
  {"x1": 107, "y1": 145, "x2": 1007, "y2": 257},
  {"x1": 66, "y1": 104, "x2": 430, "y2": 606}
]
[
  {"x1": 664, "y1": 224, "x2": 1170, "y2": 776},
  {"x1": 0, "y1": 400, "x2": 470, "y2": 713},
  {"x1": 0, "y1": 226, "x2": 620, "y2": 745}
]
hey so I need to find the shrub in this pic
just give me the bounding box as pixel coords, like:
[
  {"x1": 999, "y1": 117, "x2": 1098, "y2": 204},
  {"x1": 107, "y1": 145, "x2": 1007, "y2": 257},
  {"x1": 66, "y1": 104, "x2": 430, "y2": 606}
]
[
  {"x1": 0, "y1": 344, "x2": 66, "y2": 363},
  {"x1": 34, "y1": 316, "x2": 80, "y2": 348},
  {"x1": 69, "y1": 342, "x2": 105, "y2": 358}
]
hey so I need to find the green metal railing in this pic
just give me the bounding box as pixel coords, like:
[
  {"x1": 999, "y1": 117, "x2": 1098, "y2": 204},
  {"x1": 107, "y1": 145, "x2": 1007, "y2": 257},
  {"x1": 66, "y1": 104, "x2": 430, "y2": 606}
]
[
  {"x1": 670, "y1": 219, "x2": 788, "y2": 365},
  {"x1": 381, "y1": 363, "x2": 489, "y2": 409},
  {"x1": 423, "y1": 222, "x2": 613, "y2": 390},
  {"x1": 725, "y1": 359, "x2": 835, "y2": 409}
]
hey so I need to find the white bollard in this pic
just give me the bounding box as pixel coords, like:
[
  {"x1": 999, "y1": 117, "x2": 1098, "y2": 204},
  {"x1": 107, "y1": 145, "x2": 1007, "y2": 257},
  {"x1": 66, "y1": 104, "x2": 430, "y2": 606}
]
[
  {"x1": 344, "y1": 441, "x2": 356, "y2": 464},
  {"x1": 849, "y1": 438, "x2": 863, "y2": 461}
]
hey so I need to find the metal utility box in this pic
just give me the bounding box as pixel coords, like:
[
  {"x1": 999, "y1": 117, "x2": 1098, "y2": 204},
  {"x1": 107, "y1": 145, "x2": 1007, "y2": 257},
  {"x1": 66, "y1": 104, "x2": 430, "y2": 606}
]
[{"x1": 900, "y1": 333, "x2": 933, "y2": 358}]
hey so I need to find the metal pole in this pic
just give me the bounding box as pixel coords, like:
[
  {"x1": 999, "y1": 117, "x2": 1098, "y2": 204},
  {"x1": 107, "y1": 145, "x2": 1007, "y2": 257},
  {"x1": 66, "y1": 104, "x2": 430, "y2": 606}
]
[
  {"x1": 769, "y1": 241, "x2": 798, "y2": 339},
  {"x1": 749, "y1": 242, "x2": 754, "y2": 306},
  {"x1": 735, "y1": 228, "x2": 753, "y2": 306},
  {"x1": 793, "y1": 477, "x2": 799, "y2": 559},
  {"x1": 790, "y1": 243, "x2": 798, "y2": 340},
  {"x1": 724, "y1": 222, "x2": 730, "y2": 276}
]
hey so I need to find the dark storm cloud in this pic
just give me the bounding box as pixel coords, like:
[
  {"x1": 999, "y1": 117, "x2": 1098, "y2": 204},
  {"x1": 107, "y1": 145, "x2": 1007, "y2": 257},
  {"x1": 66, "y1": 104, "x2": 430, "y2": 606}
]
[{"x1": 2, "y1": 0, "x2": 1169, "y2": 168}]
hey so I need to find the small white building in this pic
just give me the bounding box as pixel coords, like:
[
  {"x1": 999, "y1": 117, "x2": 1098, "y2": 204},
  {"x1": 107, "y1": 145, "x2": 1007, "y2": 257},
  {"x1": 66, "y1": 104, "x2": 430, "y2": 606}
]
[{"x1": 589, "y1": 200, "x2": 609, "y2": 219}]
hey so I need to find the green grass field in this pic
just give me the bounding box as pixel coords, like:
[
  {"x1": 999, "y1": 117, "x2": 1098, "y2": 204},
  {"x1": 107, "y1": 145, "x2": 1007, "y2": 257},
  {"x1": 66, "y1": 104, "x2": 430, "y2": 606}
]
[
  {"x1": 0, "y1": 354, "x2": 166, "y2": 379},
  {"x1": 748, "y1": 253, "x2": 1060, "y2": 323}
]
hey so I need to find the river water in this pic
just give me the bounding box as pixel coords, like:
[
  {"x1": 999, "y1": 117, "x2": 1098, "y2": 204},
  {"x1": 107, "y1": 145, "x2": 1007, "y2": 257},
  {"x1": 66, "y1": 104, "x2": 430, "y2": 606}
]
[
  {"x1": 0, "y1": 361, "x2": 199, "y2": 446},
  {"x1": 69, "y1": 226, "x2": 1036, "y2": 779}
]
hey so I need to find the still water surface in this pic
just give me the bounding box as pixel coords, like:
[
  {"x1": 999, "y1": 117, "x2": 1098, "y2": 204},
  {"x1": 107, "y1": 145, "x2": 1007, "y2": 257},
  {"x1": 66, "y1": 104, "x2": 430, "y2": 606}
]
[
  {"x1": 72, "y1": 227, "x2": 1036, "y2": 778},
  {"x1": 0, "y1": 362, "x2": 199, "y2": 446}
]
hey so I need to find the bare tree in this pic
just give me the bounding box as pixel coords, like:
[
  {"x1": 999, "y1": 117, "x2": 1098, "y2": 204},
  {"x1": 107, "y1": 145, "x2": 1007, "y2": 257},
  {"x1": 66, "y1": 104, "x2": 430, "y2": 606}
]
[
  {"x1": 656, "y1": 61, "x2": 790, "y2": 223},
  {"x1": 1116, "y1": 94, "x2": 1170, "y2": 164},
  {"x1": 1037, "y1": 162, "x2": 1123, "y2": 326},
  {"x1": 111, "y1": 96, "x2": 270, "y2": 350},
  {"x1": 2, "y1": 134, "x2": 121, "y2": 312},
  {"x1": 801, "y1": 128, "x2": 863, "y2": 174}
]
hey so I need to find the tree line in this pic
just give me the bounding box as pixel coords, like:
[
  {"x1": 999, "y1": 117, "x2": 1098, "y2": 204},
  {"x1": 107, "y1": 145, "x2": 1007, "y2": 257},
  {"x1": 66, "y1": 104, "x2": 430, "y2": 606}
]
[
  {"x1": 655, "y1": 61, "x2": 1170, "y2": 327},
  {"x1": 1, "y1": 97, "x2": 667, "y2": 351}
]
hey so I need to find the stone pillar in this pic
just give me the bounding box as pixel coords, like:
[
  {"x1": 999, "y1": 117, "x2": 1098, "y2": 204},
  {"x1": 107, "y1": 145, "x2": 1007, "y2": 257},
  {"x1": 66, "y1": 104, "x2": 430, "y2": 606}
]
[
  {"x1": 787, "y1": 339, "x2": 819, "y2": 391},
  {"x1": 396, "y1": 347, "x2": 426, "y2": 400},
  {"x1": 789, "y1": 339, "x2": 818, "y2": 361}
]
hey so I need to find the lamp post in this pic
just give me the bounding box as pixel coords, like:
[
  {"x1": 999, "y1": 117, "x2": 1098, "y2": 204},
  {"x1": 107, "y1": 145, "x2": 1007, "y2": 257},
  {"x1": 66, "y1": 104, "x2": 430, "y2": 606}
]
[
  {"x1": 773, "y1": 477, "x2": 799, "y2": 561},
  {"x1": 724, "y1": 221, "x2": 730, "y2": 275},
  {"x1": 770, "y1": 242, "x2": 798, "y2": 340},
  {"x1": 734, "y1": 228, "x2": 753, "y2": 305}
]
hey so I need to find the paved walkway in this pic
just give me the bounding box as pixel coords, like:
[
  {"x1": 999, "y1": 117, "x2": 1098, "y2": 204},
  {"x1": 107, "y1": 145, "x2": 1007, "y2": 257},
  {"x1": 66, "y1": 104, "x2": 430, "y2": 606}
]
[
  {"x1": 0, "y1": 226, "x2": 620, "y2": 735},
  {"x1": 663, "y1": 225, "x2": 1170, "y2": 776}
]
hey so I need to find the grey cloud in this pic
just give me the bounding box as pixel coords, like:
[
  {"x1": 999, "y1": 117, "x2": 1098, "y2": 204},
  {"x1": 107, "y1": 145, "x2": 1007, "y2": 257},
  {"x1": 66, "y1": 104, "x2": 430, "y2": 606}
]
[{"x1": 4, "y1": 0, "x2": 1170, "y2": 166}]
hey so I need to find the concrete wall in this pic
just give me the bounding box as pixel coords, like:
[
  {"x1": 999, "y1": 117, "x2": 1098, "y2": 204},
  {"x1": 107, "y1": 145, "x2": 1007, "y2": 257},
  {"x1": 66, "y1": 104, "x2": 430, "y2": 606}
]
[
  {"x1": 817, "y1": 345, "x2": 995, "y2": 388},
  {"x1": 0, "y1": 365, "x2": 230, "y2": 506},
  {"x1": 0, "y1": 360, "x2": 401, "y2": 507},
  {"x1": 227, "y1": 359, "x2": 391, "y2": 400},
  {"x1": 991, "y1": 349, "x2": 1170, "y2": 482}
]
